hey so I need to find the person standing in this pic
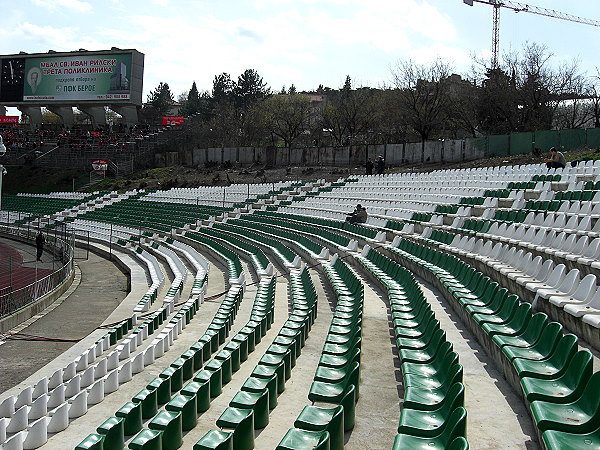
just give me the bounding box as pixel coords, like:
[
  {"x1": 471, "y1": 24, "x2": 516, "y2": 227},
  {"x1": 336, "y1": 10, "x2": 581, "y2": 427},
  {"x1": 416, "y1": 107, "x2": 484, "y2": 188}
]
[
  {"x1": 545, "y1": 147, "x2": 566, "y2": 169},
  {"x1": 376, "y1": 155, "x2": 385, "y2": 175},
  {"x1": 36, "y1": 230, "x2": 45, "y2": 262},
  {"x1": 365, "y1": 158, "x2": 374, "y2": 175}
]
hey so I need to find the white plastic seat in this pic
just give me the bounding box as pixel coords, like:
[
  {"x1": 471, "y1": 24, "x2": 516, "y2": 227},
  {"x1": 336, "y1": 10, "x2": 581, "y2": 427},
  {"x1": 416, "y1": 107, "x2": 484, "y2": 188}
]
[
  {"x1": 507, "y1": 252, "x2": 534, "y2": 281},
  {"x1": 536, "y1": 268, "x2": 581, "y2": 300},
  {"x1": 525, "y1": 263, "x2": 567, "y2": 293},
  {"x1": 549, "y1": 274, "x2": 597, "y2": 308},
  {"x1": 45, "y1": 402, "x2": 70, "y2": 433},
  {"x1": 514, "y1": 256, "x2": 547, "y2": 286},
  {"x1": 564, "y1": 286, "x2": 600, "y2": 317},
  {"x1": 548, "y1": 233, "x2": 577, "y2": 257}
]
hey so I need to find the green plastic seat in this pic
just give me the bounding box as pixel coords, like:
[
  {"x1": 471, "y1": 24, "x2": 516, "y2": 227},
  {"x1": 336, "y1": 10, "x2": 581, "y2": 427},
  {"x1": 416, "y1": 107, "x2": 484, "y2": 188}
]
[
  {"x1": 231, "y1": 334, "x2": 250, "y2": 360},
  {"x1": 171, "y1": 356, "x2": 194, "y2": 381},
  {"x1": 216, "y1": 407, "x2": 255, "y2": 450},
  {"x1": 217, "y1": 347, "x2": 240, "y2": 373},
  {"x1": 194, "y1": 368, "x2": 222, "y2": 398},
  {"x1": 542, "y1": 425, "x2": 600, "y2": 450},
  {"x1": 276, "y1": 428, "x2": 330, "y2": 450},
  {"x1": 530, "y1": 372, "x2": 600, "y2": 432},
  {"x1": 182, "y1": 380, "x2": 211, "y2": 413},
  {"x1": 481, "y1": 303, "x2": 532, "y2": 337},
  {"x1": 129, "y1": 429, "x2": 163, "y2": 450},
  {"x1": 242, "y1": 375, "x2": 278, "y2": 409},
  {"x1": 193, "y1": 430, "x2": 233, "y2": 450},
  {"x1": 149, "y1": 410, "x2": 183, "y2": 450},
  {"x1": 404, "y1": 364, "x2": 463, "y2": 392},
  {"x1": 502, "y1": 322, "x2": 563, "y2": 361},
  {"x1": 392, "y1": 407, "x2": 467, "y2": 450},
  {"x1": 268, "y1": 344, "x2": 297, "y2": 369},
  {"x1": 295, "y1": 405, "x2": 344, "y2": 450},
  {"x1": 252, "y1": 362, "x2": 286, "y2": 394},
  {"x1": 75, "y1": 433, "x2": 104, "y2": 450},
  {"x1": 403, "y1": 382, "x2": 463, "y2": 411},
  {"x1": 521, "y1": 350, "x2": 593, "y2": 403},
  {"x1": 309, "y1": 361, "x2": 359, "y2": 403},
  {"x1": 229, "y1": 389, "x2": 270, "y2": 429},
  {"x1": 97, "y1": 416, "x2": 125, "y2": 450},
  {"x1": 116, "y1": 401, "x2": 143, "y2": 436},
  {"x1": 512, "y1": 334, "x2": 578, "y2": 379},
  {"x1": 399, "y1": 340, "x2": 453, "y2": 365},
  {"x1": 402, "y1": 352, "x2": 459, "y2": 378},
  {"x1": 260, "y1": 351, "x2": 292, "y2": 380},
  {"x1": 207, "y1": 357, "x2": 232, "y2": 384},
  {"x1": 166, "y1": 394, "x2": 197, "y2": 431},
  {"x1": 147, "y1": 377, "x2": 172, "y2": 405},
  {"x1": 398, "y1": 384, "x2": 465, "y2": 437},
  {"x1": 133, "y1": 389, "x2": 159, "y2": 419},
  {"x1": 491, "y1": 313, "x2": 548, "y2": 349}
]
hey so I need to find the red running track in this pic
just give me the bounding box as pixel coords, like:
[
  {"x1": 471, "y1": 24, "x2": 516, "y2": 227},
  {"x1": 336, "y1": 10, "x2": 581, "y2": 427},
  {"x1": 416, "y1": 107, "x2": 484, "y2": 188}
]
[{"x1": 0, "y1": 241, "x2": 52, "y2": 295}]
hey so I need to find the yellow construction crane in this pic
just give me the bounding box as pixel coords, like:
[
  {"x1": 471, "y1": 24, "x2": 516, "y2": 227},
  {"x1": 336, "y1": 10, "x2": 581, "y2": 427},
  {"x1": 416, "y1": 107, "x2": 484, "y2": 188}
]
[{"x1": 463, "y1": 0, "x2": 600, "y2": 68}]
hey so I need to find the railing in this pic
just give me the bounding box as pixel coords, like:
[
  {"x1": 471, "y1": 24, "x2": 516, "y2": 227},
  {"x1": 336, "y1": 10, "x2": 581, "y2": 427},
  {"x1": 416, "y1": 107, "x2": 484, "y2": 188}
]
[{"x1": 0, "y1": 223, "x2": 75, "y2": 320}]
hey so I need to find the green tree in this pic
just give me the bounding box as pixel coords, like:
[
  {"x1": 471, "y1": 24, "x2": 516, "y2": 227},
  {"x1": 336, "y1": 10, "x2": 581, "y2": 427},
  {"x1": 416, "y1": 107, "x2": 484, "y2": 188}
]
[
  {"x1": 212, "y1": 73, "x2": 235, "y2": 104},
  {"x1": 180, "y1": 81, "x2": 201, "y2": 116},
  {"x1": 234, "y1": 69, "x2": 271, "y2": 109},
  {"x1": 144, "y1": 82, "x2": 175, "y2": 122}
]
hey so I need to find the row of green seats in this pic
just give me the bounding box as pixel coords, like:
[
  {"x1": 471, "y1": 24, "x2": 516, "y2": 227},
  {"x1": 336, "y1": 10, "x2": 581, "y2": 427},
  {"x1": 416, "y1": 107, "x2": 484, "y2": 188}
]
[
  {"x1": 211, "y1": 222, "x2": 299, "y2": 267},
  {"x1": 185, "y1": 232, "x2": 243, "y2": 282},
  {"x1": 241, "y1": 213, "x2": 353, "y2": 251},
  {"x1": 554, "y1": 190, "x2": 597, "y2": 202},
  {"x1": 532, "y1": 174, "x2": 561, "y2": 183},
  {"x1": 356, "y1": 247, "x2": 468, "y2": 449},
  {"x1": 197, "y1": 268, "x2": 318, "y2": 450},
  {"x1": 255, "y1": 210, "x2": 379, "y2": 240},
  {"x1": 389, "y1": 238, "x2": 600, "y2": 450},
  {"x1": 277, "y1": 254, "x2": 362, "y2": 450},
  {"x1": 196, "y1": 227, "x2": 270, "y2": 273}
]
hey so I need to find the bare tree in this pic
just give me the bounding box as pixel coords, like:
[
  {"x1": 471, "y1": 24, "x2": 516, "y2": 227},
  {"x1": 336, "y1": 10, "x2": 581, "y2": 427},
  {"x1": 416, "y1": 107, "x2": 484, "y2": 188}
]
[
  {"x1": 392, "y1": 59, "x2": 453, "y2": 161},
  {"x1": 265, "y1": 94, "x2": 312, "y2": 150}
]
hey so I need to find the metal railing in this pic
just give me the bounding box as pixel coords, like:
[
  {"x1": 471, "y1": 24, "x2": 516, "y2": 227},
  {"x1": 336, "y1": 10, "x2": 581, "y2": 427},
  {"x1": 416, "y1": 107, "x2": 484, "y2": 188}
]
[{"x1": 0, "y1": 222, "x2": 75, "y2": 320}]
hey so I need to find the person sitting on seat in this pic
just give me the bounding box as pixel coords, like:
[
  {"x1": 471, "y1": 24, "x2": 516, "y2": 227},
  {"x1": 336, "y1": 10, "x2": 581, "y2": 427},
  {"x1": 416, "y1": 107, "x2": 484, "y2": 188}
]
[
  {"x1": 346, "y1": 204, "x2": 368, "y2": 224},
  {"x1": 545, "y1": 147, "x2": 566, "y2": 169}
]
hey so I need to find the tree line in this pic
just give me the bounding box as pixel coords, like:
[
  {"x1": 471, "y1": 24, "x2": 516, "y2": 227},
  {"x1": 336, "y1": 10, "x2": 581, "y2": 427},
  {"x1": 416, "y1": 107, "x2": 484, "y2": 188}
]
[{"x1": 142, "y1": 43, "x2": 600, "y2": 149}]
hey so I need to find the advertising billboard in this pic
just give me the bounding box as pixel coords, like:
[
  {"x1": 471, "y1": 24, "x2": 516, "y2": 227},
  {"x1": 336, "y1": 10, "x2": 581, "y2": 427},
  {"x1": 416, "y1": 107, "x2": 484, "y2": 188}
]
[
  {"x1": 0, "y1": 116, "x2": 19, "y2": 124},
  {"x1": 23, "y1": 53, "x2": 132, "y2": 102},
  {"x1": 162, "y1": 116, "x2": 185, "y2": 126},
  {"x1": 0, "y1": 49, "x2": 144, "y2": 105}
]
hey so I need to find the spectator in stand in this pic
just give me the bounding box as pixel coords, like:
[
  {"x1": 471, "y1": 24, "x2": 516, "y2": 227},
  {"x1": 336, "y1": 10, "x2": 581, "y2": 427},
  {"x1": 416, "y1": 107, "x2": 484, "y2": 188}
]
[
  {"x1": 545, "y1": 147, "x2": 566, "y2": 169},
  {"x1": 365, "y1": 158, "x2": 374, "y2": 175},
  {"x1": 346, "y1": 204, "x2": 368, "y2": 224},
  {"x1": 376, "y1": 155, "x2": 385, "y2": 175}
]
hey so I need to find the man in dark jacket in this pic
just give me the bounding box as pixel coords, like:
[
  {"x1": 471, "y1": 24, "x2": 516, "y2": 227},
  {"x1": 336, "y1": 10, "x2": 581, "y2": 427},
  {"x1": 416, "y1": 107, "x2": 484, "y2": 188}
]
[
  {"x1": 36, "y1": 231, "x2": 45, "y2": 262},
  {"x1": 346, "y1": 204, "x2": 368, "y2": 224}
]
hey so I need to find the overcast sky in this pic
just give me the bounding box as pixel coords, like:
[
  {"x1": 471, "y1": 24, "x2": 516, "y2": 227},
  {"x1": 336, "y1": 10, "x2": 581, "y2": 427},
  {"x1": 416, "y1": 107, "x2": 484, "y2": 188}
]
[{"x1": 1, "y1": 0, "x2": 599, "y2": 101}]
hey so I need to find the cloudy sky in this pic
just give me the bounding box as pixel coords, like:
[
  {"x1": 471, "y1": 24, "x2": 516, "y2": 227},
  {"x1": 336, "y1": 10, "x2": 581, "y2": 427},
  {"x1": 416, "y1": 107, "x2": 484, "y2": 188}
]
[{"x1": 1, "y1": 0, "x2": 598, "y2": 100}]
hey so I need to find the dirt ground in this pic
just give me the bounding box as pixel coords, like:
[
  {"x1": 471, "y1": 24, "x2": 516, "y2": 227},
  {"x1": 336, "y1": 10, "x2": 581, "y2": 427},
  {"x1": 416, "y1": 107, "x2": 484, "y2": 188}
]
[{"x1": 97, "y1": 147, "x2": 598, "y2": 193}]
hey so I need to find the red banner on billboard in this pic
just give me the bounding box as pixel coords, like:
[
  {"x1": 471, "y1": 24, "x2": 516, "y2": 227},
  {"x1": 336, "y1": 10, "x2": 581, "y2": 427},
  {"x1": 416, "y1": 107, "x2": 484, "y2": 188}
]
[
  {"x1": 162, "y1": 116, "x2": 184, "y2": 126},
  {"x1": 91, "y1": 159, "x2": 109, "y2": 175},
  {"x1": 0, "y1": 116, "x2": 19, "y2": 124}
]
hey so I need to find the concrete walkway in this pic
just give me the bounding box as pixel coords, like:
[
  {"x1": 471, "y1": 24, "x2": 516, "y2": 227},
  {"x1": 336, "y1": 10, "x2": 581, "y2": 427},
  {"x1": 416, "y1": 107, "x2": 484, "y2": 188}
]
[
  {"x1": 0, "y1": 249, "x2": 128, "y2": 394},
  {"x1": 418, "y1": 278, "x2": 539, "y2": 449}
]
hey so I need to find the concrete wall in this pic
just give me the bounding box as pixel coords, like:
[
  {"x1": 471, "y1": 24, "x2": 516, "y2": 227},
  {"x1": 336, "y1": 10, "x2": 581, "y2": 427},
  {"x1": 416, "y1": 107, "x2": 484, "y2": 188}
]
[{"x1": 181, "y1": 127, "x2": 598, "y2": 168}]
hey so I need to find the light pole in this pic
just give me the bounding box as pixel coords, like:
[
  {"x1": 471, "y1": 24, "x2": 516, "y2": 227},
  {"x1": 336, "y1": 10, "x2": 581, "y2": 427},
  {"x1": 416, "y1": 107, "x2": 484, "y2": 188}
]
[{"x1": 0, "y1": 134, "x2": 6, "y2": 213}]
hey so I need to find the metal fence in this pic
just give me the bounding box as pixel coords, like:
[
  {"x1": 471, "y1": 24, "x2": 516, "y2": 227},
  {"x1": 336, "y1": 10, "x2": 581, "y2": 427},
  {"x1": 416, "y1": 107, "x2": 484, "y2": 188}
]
[{"x1": 0, "y1": 221, "x2": 74, "y2": 320}]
